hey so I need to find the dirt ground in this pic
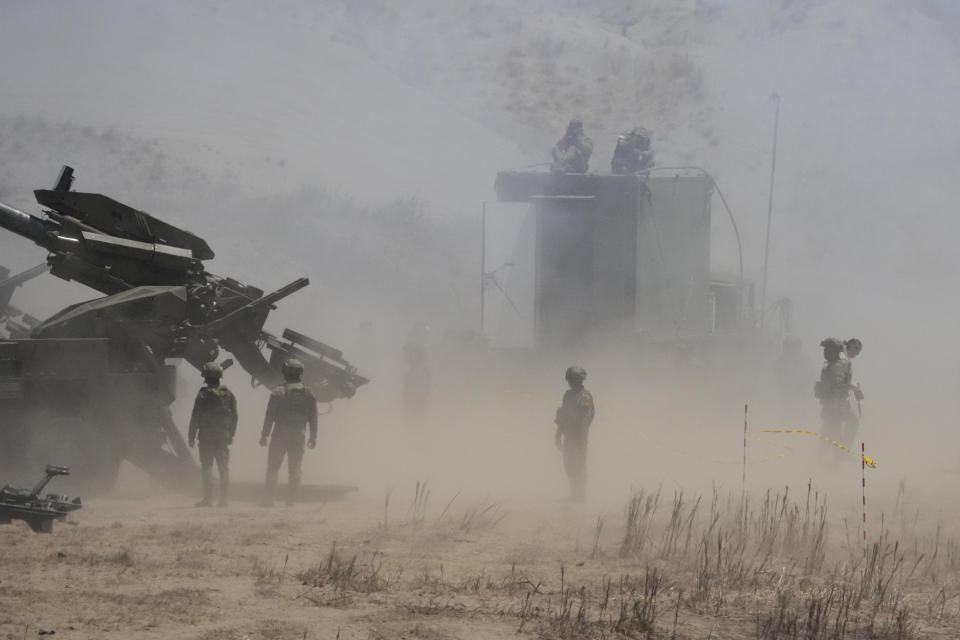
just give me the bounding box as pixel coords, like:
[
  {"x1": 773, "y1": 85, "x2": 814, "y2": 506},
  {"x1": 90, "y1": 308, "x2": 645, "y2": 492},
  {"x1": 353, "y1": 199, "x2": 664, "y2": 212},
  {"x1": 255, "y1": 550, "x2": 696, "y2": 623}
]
[
  {"x1": 3, "y1": 462, "x2": 960, "y2": 640},
  {"x1": 5, "y1": 349, "x2": 960, "y2": 639}
]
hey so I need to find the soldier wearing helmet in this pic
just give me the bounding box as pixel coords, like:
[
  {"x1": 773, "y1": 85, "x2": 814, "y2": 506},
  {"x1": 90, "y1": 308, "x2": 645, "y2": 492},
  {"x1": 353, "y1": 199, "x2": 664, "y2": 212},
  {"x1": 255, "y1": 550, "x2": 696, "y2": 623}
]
[
  {"x1": 554, "y1": 365, "x2": 595, "y2": 502},
  {"x1": 814, "y1": 338, "x2": 863, "y2": 457},
  {"x1": 551, "y1": 119, "x2": 594, "y2": 174},
  {"x1": 260, "y1": 358, "x2": 318, "y2": 506},
  {"x1": 611, "y1": 127, "x2": 655, "y2": 175},
  {"x1": 187, "y1": 361, "x2": 238, "y2": 507},
  {"x1": 844, "y1": 338, "x2": 862, "y2": 360}
]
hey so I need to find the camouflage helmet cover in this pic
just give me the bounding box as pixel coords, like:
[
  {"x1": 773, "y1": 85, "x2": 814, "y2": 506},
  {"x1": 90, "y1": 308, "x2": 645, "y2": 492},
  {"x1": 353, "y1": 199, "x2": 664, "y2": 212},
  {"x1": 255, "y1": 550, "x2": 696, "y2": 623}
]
[
  {"x1": 201, "y1": 361, "x2": 223, "y2": 379},
  {"x1": 565, "y1": 365, "x2": 587, "y2": 382},
  {"x1": 820, "y1": 338, "x2": 844, "y2": 351},
  {"x1": 281, "y1": 358, "x2": 305, "y2": 378}
]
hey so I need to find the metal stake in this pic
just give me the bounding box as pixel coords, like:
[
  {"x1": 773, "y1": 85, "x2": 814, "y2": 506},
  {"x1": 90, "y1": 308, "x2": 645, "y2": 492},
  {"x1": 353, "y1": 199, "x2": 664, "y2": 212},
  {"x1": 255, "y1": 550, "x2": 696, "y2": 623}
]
[{"x1": 760, "y1": 92, "x2": 781, "y2": 328}]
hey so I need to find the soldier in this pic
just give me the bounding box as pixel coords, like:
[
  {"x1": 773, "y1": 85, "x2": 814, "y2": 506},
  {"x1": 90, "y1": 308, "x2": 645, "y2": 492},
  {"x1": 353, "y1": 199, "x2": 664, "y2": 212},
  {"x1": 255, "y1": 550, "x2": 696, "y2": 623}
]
[
  {"x1": 551, "y1": 119, "x2": 594, "y2": 174},
  {"x1": 554, "y1": 366, "x2": 595, "y2": 502},
  {"x1": 814, "y1": 338, "x2": 863, "y2": 456},
  {"x1": 844, "y1": 338, "x2": 862, "y2": 361},
  {"x1": 187, "y1": 362, "x2": 238, "y2": 507},
  {"x1": 611, "y1": 127, "x2": 656, "y2": 174},
  {"x1": 260, "y1": 358, "x2": 318, "y2": 506}
]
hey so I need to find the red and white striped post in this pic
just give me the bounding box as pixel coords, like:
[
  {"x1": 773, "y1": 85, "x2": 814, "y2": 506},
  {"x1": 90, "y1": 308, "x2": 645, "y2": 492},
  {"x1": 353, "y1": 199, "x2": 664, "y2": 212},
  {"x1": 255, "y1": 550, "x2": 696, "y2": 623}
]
[
  {"x1": 742, "y1": 404, "x2": 748, "y2": 496},
  {"x1": 862, "y1": 441, "x2": 868, "y2": 563}
]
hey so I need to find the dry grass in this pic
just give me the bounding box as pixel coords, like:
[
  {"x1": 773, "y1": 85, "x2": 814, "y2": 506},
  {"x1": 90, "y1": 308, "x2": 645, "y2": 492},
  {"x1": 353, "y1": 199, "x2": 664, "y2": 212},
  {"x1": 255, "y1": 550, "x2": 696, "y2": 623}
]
[
  {"x1": 297, "y1": 542, "x2": 389, "y2": 594},
  {"x1": 2, "y1": 487, "x2": 958, "y2": 639},
  {"x1": 459, "y1": 500, "x2": 508, "y2": 533},
  {"x1": 345, "y1": 483, "x2": 956, "y2": 638}
]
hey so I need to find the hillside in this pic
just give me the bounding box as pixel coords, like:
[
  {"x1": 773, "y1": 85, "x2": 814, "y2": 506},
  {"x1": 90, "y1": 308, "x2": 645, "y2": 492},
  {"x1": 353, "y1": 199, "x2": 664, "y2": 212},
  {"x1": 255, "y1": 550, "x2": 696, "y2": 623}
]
[
  {"x1": 0, "y1": 2, "x2": 529, "y2": 207},
  {"x1": 1, "y1": 0, "x2": 958, "y2": 344},
  {"x1": 335, "y1": 0, "x2": 960, "y2": 337}
]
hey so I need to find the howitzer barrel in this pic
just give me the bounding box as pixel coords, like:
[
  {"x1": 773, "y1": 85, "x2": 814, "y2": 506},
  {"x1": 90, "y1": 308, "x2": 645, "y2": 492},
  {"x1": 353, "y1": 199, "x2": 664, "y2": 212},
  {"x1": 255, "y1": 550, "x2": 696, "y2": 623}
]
[
  {"x1": 0, "y1": 201, "x2": 54, "y2": 247},
  {"x1": 200, "y1": 277, "x2": 309, "y2": 333},
  {"x1": 1, "y1": 197, "x2": 197, "y2": 295}
]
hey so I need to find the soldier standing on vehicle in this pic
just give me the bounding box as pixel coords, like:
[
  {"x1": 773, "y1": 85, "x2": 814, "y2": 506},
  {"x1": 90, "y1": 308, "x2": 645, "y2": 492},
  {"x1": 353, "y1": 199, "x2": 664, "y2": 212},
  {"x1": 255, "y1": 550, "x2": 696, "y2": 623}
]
[
  {"x1": 611, "y1": 127, "x2": 655, "y2": 174},
  {"x1": 260, "y1": 358, "x2": 318, "y2": 506},
  {"x1": 814, "y1": 338, "x2": 863, "y2": 458},
  {"x1": 554, "y1": 366, "x2": 595, "y2": 502},
  {"x1": 551, "y1": 119, "x2": 593, "y2": 174},
  {"x1": 187, "y1": 362, "x2": 238, "y2": 507}
]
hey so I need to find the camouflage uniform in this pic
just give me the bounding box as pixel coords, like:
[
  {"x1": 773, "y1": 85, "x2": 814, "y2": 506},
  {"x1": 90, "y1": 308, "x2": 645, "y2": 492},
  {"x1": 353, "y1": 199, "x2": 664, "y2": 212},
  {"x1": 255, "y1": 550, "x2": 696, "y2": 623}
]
[
  {"x1": 261, "y1": 371, "x2": 318, "y2": 506},
  {"x1": 187, "y1": 369, "x2": 238, "y2": 507},
  {"x1": 555, "y1": 367, "x2": 595, "y2": 501},
  {"x1": 551, "y1": 120, "x2": 594, "y2": 174},
  {"x1": 611, "y1": 128, "x2": 655, "y2": 174},
  {"x1": 815, "y1": 339, "x2": 861, "y2": 451}
]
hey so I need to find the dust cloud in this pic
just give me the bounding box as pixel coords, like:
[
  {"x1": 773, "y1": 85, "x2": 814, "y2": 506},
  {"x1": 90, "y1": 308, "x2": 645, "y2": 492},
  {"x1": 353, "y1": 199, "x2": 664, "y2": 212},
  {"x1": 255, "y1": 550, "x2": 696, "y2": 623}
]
[{"x1": 1, "y1": 4, "x2": 959, "y2": 635}]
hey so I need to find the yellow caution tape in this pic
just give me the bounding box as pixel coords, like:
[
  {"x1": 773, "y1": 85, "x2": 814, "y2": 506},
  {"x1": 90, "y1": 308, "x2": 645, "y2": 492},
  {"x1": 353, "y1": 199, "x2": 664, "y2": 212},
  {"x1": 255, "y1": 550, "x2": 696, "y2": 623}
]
[
  {"x1": 499, "y1": 389, "x2": 551, "y2": 403},
  {"x1": 500, "y1": 388, "x2": 822, "y2": 466},
  {"x1": 498, "y1": 388, "x2": 795, "y2": 465},
  {"x1": 760, "y1": 429, "x2": 878, "y2": 468}
]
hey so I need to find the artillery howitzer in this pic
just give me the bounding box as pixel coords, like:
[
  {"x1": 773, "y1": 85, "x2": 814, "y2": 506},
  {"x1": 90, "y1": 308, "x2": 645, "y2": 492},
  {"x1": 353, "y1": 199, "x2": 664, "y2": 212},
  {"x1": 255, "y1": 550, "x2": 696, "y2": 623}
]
[
  {"x1": 0, "y1": 464, "x2": 82, "y2": 533},
  {"x1": 0, "y1": 166, "x2": 368, "y2": 492}
]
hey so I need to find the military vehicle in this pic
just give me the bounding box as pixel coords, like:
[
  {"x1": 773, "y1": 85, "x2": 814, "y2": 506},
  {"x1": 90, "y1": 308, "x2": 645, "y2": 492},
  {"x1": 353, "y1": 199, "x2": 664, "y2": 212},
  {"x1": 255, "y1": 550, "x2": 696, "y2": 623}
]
[
  {"x1": 0, "y1": 166, "x2": 368, "y2": 492},
  {"x1": 0, "y1": 464, "x2": 82, "y2": 533},
  {"x1": 0, "y1": 262, "x2": 47, "y2": 337},
  {"x1": 482, "y1": 168, "x2": 765, "y2": 355}
]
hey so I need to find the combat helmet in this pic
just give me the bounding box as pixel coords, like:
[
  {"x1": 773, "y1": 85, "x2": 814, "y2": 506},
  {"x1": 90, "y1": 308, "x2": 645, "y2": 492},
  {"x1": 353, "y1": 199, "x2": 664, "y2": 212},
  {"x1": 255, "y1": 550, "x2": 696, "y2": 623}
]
[
  {"x1": 820, "y1": 338, "x2": 844, "y2": 359},
  {"x1": 631, "y1": 127, "x2": 652, "y2": 143},
  {"x1": 844, "y1": 338, "x2": 862, "y2": 358},
  {"x1": 565, "y1": 365, "x2": 587, "y2": 384},
  {"x1": 201, "y1": 361, "x2": 223, "y2": 379},
  {"x1": 281, "y1": 358, "x2": 305, "y2": 380}
]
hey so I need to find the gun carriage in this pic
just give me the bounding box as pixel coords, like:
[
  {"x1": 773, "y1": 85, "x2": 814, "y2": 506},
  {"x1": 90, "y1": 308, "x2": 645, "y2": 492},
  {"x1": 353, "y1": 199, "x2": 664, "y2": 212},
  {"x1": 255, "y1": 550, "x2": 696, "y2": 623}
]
[{"x1": 0, "y1": 166, "x2": 368, "y2": 492}]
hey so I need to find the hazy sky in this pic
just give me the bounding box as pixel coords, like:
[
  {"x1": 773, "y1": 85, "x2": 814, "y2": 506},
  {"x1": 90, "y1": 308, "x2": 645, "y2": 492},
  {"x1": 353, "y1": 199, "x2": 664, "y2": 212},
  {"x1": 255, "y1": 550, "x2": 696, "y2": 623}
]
[{"x1": 2, "y1": 0, "x2": 958, "y2": 364}]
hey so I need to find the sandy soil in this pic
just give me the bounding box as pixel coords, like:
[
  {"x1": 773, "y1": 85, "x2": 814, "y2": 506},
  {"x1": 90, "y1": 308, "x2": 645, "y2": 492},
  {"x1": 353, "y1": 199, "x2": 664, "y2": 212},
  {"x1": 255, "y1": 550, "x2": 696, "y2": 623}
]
[
  {"x1": 5, "y1": 350, "x2": 960, "y2": 640},
  {"x1": 3, "y1": 453, "x2": 959, "y2": 640}
]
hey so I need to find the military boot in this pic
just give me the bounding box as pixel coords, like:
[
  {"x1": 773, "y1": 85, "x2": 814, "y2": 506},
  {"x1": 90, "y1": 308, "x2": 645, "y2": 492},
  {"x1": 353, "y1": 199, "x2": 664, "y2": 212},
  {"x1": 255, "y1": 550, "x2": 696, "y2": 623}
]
[{"x1": 197, "y1": 470, "x2": 214, "y2": 507}]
